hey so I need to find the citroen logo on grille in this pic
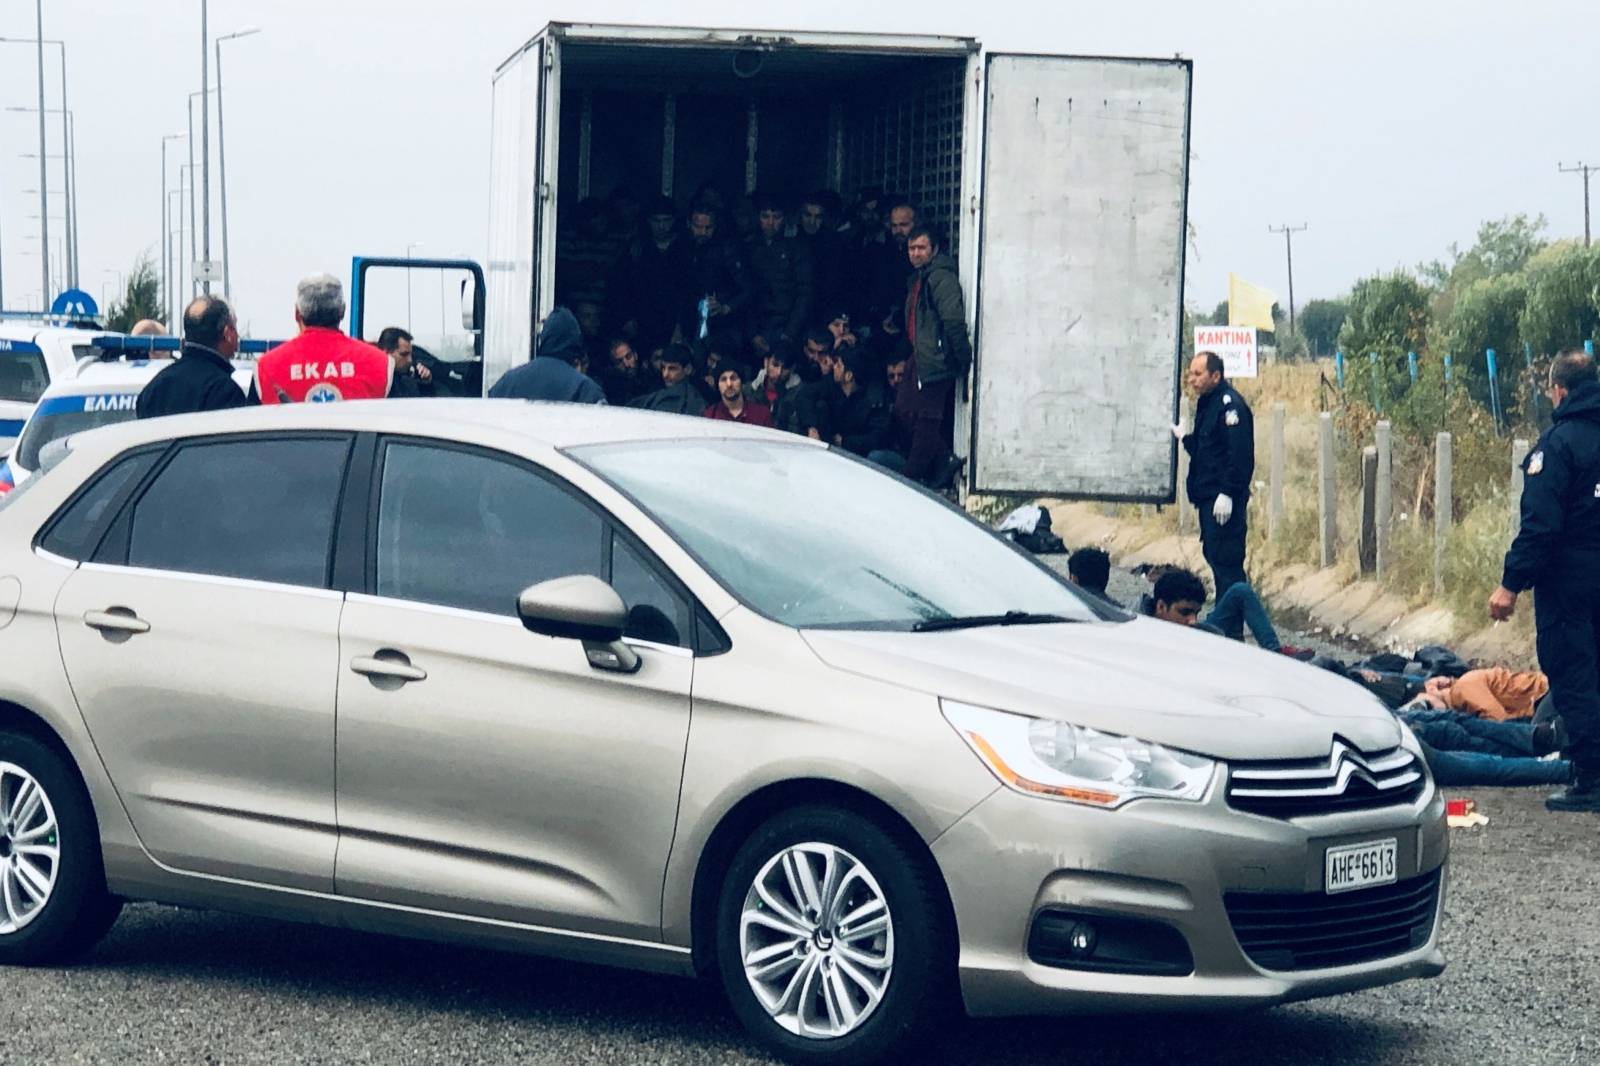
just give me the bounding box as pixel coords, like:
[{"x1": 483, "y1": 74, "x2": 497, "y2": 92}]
[{"x1": 1327, "y1": 740, "x2": 1385, "y2": 794}]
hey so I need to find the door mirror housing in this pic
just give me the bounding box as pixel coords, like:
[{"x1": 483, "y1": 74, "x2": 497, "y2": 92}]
[{"x1": 517, "y1": 575, "x2": 627, "y2": 641}]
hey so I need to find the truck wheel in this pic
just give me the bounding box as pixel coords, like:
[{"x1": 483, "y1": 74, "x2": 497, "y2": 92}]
[
  {"x1": 0, "y1": 732, "x2": 121, "y2": 965},
  {"x1": 715, "y1": 804, "x2": 953, "y2": 1065}
]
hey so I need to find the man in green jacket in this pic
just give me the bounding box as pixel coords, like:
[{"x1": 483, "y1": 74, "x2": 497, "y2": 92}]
[{"x1": 897, "y1": 225, "x2": 972, "y2": 487}]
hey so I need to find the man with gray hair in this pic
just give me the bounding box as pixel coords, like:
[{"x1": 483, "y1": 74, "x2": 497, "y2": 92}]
[{"x1": 253, "y1": 273, "x2": 392, "y2": 404}]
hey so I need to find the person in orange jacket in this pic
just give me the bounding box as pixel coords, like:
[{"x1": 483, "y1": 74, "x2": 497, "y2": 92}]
[
  {"x1": 1421, "y1": 667, "x2": 1549, "y2": 721},
  {"x1": 253, "y1": 274, "x2": 392, "y2": 404}
]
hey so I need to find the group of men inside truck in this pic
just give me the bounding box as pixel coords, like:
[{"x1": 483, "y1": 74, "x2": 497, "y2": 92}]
[{"x1": 539, "y1": 184, "x2": 971, "y2": 490}]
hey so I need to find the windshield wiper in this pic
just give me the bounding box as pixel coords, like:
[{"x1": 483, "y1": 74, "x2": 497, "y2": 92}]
[{"x1": 911, "y1": 611, "x2": 1078, "y2": 633}]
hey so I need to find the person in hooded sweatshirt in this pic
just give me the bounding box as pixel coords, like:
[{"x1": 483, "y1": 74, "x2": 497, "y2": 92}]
[{"x1": 487, "y1": 307, "x2": 608, "y2": 404}]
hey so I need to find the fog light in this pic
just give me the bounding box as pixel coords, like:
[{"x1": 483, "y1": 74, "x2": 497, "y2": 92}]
[
  {"x1": 1067, "y1": 921, "x2": 1097, "y2": 958},
  {"x1": 1028, "y1": 909, "x2": 1194, "y2": 976}
]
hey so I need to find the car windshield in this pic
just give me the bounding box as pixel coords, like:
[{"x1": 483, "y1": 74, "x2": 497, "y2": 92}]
[
  {"x1": 574, "y1": 439, "x2": 1109, "y2": 630},
  {"x1": 0, "y1": 348, "x2": 50, "y2": 404},
  {"x1": 13, "y1": 395, "x2": 139, "y2": 471}
]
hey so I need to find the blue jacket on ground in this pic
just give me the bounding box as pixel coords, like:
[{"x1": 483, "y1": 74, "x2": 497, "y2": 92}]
[{"x1": 487, "y1": 308, "x2": 607, "y2": 405}]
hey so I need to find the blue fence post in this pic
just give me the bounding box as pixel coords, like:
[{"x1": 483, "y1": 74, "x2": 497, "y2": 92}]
[
  {"x1": 1407, "y1": 350, "x2": 1418, "y2": 384},
  {"x1": 1587, "y1": 340, "x2": 1596, "y2": 357},
  {"x1": 1369, "y1": 351, "x2": 1382, "y2": 413},
  {"x1": 1487, "y1": 348, "x2": 1502, "y2": 434},
  {"x1": 1335, "y1": 350, "x2": 1345, "y2": 389}
]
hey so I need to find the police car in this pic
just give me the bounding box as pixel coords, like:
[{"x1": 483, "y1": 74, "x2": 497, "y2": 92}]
[
  {"x1": 0, "y1": 358, "x2": 253, "y2": 495},
  {"x1": 0, "y1": 322, "x2": 110, "y2": 456}
]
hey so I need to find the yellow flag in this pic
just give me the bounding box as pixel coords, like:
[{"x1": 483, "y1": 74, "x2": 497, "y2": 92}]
[{"x1": 1228, "y1": 274, "x2": 1278, "y2": 332}]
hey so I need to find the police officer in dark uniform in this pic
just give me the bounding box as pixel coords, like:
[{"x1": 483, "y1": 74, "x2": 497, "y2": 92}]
[
  {"x1": 1179, "y1": 351, "x2": 1255, "y2": 626},
  {"x1": 136, "y1": 295, "x2": 251, "y2": 418},
  {"x1": 1489, "y1": 348, "x2": 1600, "y2": 812}
]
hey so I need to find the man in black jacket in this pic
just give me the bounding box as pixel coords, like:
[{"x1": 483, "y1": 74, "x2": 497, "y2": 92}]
[
  {"x1": 136, "y1": 295, "x2": 250, "y2": 418},
  {"x1": 744, "y1": 193, "x2": 813, "y2": 342},
  {"x1": 1489, "y1": 349, "x2": 1600, "y2": 811},
  {"x1": 828, "y1": 348, "x2": 892, "y2": 457},
  {"x1": 1179, "y1": 351, "x2": 1255, "y2": 618}
]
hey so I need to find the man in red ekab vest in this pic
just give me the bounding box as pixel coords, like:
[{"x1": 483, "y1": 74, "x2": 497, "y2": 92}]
[{"x1": 254, "y1": 273, "x2": 393, "y2": 403}]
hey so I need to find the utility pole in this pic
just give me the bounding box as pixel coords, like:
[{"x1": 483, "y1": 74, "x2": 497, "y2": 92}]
[
  {"x1": 1268, "y1": 223, "x2": 1308, "y2": 338},
  {"x1": 216, "y1": 28, "x2": 261, "y2": 298},
  {"x1": 200, "y1": 0, "x2": 212, "y2": 294},
  {"x1": 34, "y1": 0, "x2": 50, "y2": 308},
  {"x1": 1559, "y1": 162, "x2": 1595, "y2": 247}
]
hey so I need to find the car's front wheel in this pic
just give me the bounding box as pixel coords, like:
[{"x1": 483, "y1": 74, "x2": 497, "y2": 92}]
[
  {"x1": 0, "y1": 732, "x2": 121, "y2": 965},
  {"x1": 716, "y1": 805, "x2": 953, "y2": 1065}
]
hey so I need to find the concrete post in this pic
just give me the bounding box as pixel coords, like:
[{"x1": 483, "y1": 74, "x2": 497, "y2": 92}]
[
  {"x1": 1176, "y1": 396, "x2": 1192, "y2": 535},
  {"x1": 1434, "y1": 432, "x2": 1453, "y2": 594},
  {"x1": 1269, "y1": 402, "x2": 1286, "y2": 540},
  {"x1": 1359, "y1": 446, "x2": 1378, "y2": 575},
  {"x1": 1375, "y1": 420, "x2": 1393, "y2": 579},
  {"x1": 1511, "y1": 438, "x2": 1530, "y2": 537},
  {"x1": 1319, "y1": 413, "x2": 1337, "y2": 568}
]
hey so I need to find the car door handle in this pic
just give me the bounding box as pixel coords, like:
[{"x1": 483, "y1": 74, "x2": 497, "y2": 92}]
[
  {"x1": 350, "y1": 652, "x2": 427, "y2": 683},
  {"x1": 83, "y1": 608, "x2": 150, "y2": 635}
]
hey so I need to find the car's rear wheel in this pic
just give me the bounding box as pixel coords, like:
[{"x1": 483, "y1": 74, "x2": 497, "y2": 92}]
[
  {"x1": 0, "y1": 732, "x2": 121, "y2": 965},
  {"x1": 716, "y1": 805, "x2": 953, "y2": 1065}
]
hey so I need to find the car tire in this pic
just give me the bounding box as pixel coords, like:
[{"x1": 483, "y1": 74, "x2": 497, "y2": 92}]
[
  {"x1": 0, "y1": 731, "x2": 121, "y2": 966},
  {"x1": 715, "y1": 804, "x2": 954, "y2": 1065}
]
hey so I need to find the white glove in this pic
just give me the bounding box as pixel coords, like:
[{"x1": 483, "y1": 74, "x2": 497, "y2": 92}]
[{"x1": 1213, "y1": 494, "x2": 1234, "y2": 525}]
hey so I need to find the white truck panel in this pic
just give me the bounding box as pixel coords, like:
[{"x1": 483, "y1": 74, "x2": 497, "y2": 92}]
[
  {"x1": 971, "y1": 55, "x2": 1191, "y2": 500},
  {"x1": 484, "y1": 39, "x2": 545, "y2": 394}
]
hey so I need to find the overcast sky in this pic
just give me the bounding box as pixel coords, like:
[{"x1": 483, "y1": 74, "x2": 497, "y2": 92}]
[{"x1": 0, "y1": 0, "x2": 1593, "y2": 338}]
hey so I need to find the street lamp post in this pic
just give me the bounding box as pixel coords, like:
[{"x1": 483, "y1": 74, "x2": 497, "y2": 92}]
[
  {"x1": 201, "y1": 0, "x2": 211, "y2": 295},
  {"x1": 161, "y1": 133, "x2": 187, "y2": 321},
  {"x1": 405, "y1": 242, "x2": 424, "y2": 331},
  {"x1": 168, "y1": 189, "x2": 183, "y2": 324},
  {"x1": 215, "y1": 28, "x2": 261, "y2": 297},
  {"x1": 34, "y1": 2, "x2": 50, "y2": 305}
]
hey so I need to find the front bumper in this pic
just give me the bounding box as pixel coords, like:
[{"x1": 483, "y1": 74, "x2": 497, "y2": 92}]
[{"x1": 931, "y1": 773, "x2": 1448, "y2": 1017}]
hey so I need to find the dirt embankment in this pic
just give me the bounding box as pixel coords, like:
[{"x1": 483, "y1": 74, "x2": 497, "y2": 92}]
[{"x1": 1047, "y1": 501, "x2": 1536, "y2": 668}]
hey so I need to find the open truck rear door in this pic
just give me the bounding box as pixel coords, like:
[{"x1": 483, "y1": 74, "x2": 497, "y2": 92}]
[
  {"x1": 969, "y1": 54, "x2": 1192, "y2": 501},
  {"x1": 483, "y1": 32, "x2": 558, "y2": 395}
]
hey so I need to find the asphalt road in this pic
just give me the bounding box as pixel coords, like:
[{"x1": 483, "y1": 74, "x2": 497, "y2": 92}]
[{"x1": 5, "y1": 787, "x2": 1595, "y2": 1066}]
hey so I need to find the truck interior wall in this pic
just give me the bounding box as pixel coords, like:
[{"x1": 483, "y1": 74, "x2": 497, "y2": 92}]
[
  {"x1": 839, "y1": 65, "x2": 966, "y2": 256},
  {"x1": 553, "y1": 44, "x2": 966, "y2": 257}
]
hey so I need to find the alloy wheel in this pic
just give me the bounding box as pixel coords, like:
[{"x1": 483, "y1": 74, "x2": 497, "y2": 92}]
[
  {"x1": 0, "y1": 761, "x2": 61, "y2": 935},
  {"x1": 738, "y1": 841, "x2": 895, "y2": 1039}
]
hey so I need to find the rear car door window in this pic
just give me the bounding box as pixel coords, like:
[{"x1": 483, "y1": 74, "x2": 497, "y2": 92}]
[
  {"x1": 37, "y1": 451, "x2": 160, "y2": 559},
  {"x1": 375, "y1": 443, "x2": 606, "y2": 616},
  {"x1": 124, "y1": 437, "x2": 352, "y2": 588}
]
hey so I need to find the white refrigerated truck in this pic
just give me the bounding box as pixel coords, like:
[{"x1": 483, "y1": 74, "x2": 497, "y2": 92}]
[{"x1": 365, "y1": 23, "x2": 1193, "y2": 501}]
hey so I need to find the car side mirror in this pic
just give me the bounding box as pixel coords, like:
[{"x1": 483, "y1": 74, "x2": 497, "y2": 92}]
[{"x1": 516, "y1": 575, "x2": 640, "y2": 673}]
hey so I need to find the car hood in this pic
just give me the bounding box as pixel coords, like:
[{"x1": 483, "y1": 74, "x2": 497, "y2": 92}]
[{"x1": 801, "y1": 617, "x2": 1401, "y2": 761}]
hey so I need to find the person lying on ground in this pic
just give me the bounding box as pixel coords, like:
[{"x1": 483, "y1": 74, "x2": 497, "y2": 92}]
[
  {"x1": 1401, "y1": 710, "x2": 1571, "y2": 789},
  {"x1": 1409, "y1": 667, "x2": 1549, "y2": 721}
]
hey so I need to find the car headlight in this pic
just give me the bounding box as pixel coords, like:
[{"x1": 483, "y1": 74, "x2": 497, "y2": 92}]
[{"x1": 942, "y1": 700, "x2": 1216, "y2": 808}]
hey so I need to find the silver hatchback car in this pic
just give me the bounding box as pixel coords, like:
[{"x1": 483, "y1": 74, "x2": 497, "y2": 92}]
[{"x1": 0, "y1": 401, "x2": 1446, "y2": 1064}]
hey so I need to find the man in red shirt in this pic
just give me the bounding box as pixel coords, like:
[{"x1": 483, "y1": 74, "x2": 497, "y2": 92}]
[
  {"x1": 703, "y1": 364, "x2": 773, "y2": 427},
  {"x1": 254, "y1": 273, "x2": 393, "y2": 403}
]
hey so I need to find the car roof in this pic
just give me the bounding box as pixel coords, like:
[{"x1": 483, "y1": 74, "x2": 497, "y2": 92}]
[
  {"x1": 47, "y1": 361, "x2": 165, "y2": 390},
  {"x1": 60, "y1": 398, "x2": 820, "y2": 454}
]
